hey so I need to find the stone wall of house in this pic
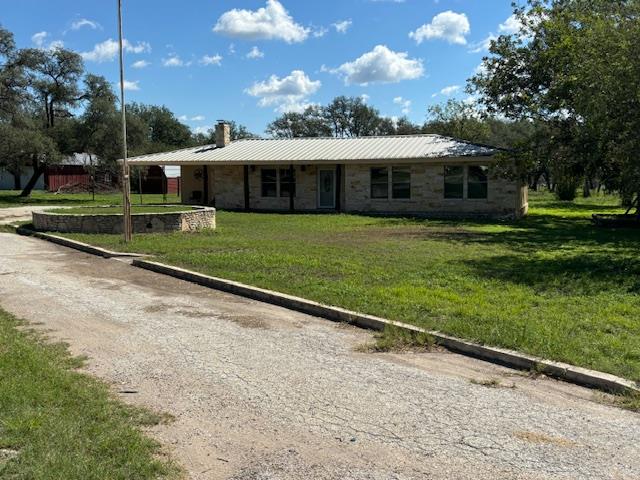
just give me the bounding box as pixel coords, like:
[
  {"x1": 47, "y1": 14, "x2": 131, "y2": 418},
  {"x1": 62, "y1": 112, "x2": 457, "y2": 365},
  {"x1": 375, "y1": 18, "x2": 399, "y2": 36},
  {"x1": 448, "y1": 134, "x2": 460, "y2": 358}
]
[
  {"x1": 181, "y1": 165, "x2": 205, "y2": 204},
  {"x1": 343, "y1": 163, "x2": 525, "y2": 217},
  {"x1": 179, "y1": 161, "x2": 526, "y2": 217},
  {"x1": 33, "y1": 207, "x2": 216, "y2": 234}
]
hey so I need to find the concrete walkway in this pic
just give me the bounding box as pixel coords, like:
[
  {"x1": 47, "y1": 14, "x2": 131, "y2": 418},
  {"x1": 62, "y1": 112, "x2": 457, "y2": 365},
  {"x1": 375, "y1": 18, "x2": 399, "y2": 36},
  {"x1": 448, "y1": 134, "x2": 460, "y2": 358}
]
[{"x1": 0, "y1": 231, "x2": 638, "y2": 479}]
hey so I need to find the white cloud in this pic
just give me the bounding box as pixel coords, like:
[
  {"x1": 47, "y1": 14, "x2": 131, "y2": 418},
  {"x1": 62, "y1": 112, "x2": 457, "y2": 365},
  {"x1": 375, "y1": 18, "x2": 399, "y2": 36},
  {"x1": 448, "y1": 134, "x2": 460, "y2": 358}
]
[
  {"x1": 246, "y1": 69, "x2": 321, "y2": 112},
  {"x1": 333, "y1": 45, "x2": 424, "y2": 86},
  {"x1": 191, "y1": 115, "x2": 205, "y2": 122},
  {"x1": 440, "y1": 85, "x2": 461, "y2": 96},
  {"x1": 200, "y1": 54, "x2": 222, "y2": 66},
  {"x1": 468, "y1": 34, "x2": 496, "y2": 53},
  {"x1": 312, "y1": 26, "x2": 329, "y2": 38},
  {"x1": 31, "y1": 31, "x2": 48, "y2": 47},
  {"x1": 31, "y1": 32, "x2": 64, "y2": 51},
  {"x1": 178, "y1": 115, "x2": 188, "y2": 122},
  {"x1": 131, "y1": 60, "x2": 150, "y2": 69},
  {"x1": 213, "y1": 0, "x2": 309, "y2": 43},
  {"x1": 360, "y1": 93, "x2": 370, "y2": 103},
  {"x1": 192, "y1": 125, "x2": 213, "y2": 135},
  {"x1": 333, "y1": 20, "x2": 352, "y2": 34},
  {"x1": 393, "y1": 96, "x2": 411, "y2": 114},
  {"x1": 163, "y1": 55, "x2": 185, "y2": 67},
  {"x1": 409, "y1": 11, "x2": 470, "y2": 45},
  {"x1": 499, "y1": 14, "x2": 523, "y2": 35},
  {"x1": 120, "y1": 80, "x2": 140, "y2": 91},
  {"x1": 246, "y1": 46, "x2": 264, "y2": 59},
  {"x1": 81, "y1": 39, "x2": 151, "y2": 62},
  {"x1": 71, "y1": 18, "x2": 101, "y2": 31}
]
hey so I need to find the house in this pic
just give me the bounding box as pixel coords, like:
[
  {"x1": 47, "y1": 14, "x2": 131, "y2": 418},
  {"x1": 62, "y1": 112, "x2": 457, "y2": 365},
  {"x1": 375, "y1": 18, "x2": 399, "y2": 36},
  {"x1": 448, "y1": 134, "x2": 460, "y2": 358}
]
[{"x1": 126, "y1": 122, "x2": 528, "y2": 218}]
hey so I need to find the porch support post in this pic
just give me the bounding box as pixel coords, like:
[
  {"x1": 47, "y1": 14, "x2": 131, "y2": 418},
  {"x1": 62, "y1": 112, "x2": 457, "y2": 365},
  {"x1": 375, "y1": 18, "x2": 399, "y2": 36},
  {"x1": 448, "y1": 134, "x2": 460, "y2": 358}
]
[
  {"x1": 335, "y1": 164, "x2": 342, "y2": 212},
  {"x1": 202, "y1": 165, "x2": 209, "y2": 205},
  {"x1": 243, "y1": 165, "x2": 250, "y2": 211},
  {"x1": 289, "y1": 164, "x2": 294, "y2": 212}
]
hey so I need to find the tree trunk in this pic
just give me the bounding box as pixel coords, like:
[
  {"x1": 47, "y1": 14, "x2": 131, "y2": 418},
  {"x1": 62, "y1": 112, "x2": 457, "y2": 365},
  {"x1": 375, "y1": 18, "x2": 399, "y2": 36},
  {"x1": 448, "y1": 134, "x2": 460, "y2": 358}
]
[
  {"x1": 13, "y1": 171, "x2": 21, "y2": 190},
  {"x1": 19, "y1": 158, "x2": 45, "y2": 197},
  {"x1": 582, "y1": 177, "x2": 591, "y2": 198}
]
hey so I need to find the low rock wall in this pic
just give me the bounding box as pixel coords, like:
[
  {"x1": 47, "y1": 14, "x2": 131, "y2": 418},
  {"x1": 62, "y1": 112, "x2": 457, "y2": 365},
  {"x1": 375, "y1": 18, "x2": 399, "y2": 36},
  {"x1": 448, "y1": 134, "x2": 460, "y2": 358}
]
[{"x1": 32, "y1": 206, "x2": 216, "y2": 234}]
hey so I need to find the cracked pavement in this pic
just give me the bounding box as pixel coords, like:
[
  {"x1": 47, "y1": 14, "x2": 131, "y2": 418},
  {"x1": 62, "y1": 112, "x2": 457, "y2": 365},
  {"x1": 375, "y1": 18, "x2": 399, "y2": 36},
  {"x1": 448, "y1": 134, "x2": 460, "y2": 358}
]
[{"x1": 0, "y1": 230, "x2": 638, "y2": 479}]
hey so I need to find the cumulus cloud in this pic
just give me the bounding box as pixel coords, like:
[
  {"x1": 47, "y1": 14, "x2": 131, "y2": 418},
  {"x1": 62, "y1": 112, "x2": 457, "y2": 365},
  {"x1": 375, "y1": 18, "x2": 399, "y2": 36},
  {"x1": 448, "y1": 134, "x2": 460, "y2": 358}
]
[
  {"x1": 440, "y1": 85, "x2": 461, "y2": 96},
  {"x1": 191, "y1": 115, "x2": 205, "y2": 122},
  {"x1": 81, "y1": 39, "x2": 151, "y2": 62},
  {"x1": 499, "y1": 14, "x2": 523, "y2": 34},
  {"x1": 468, "y1": 34, "x2": 496, "y2": 53},
  {"x1": 163, "y1": 55, "x2": 185, "y2": 67},
  {"x1": 131, "y1": 60, "x2": 150, "y2": 69},
  {"x1": 31, "y1": 32, "x2": 64, "y2": 51},
  {"x1": 246, "y1": 46, "x2": 264, "y2": 59},
  {"x1": 31, "y1": 31, "x2": 48, "y2": 47},
  {"x1": 393, "y1": 96, "x2": 412, "y2": 114},
  {"x1": 332, "y1": 45, "x2": 424, "y2": 86},
  {"x1": 120, "y1": 80, "x2": 140, "y2": 91},
  {"x1": 333, "y1": 20, "x2": 352, "y2": 34},
  {"x1": 213, "y1": 0, "x2": 309, "y2": 43},
  {"x1": 200, "y1": 54, "x2": 222, "y2": 66},
  {"x1": 246, "y1": 69, "x2": 321, "y2": 112},
  {"x1": 409, "y1": 11, "x2": 470, "y2": 45},
  {"x1": 71, "y1": 18, "x2": 101, "y2": 31},
  {"x1": 360, "y1": 93, "x2": 370, "y2": 103}
]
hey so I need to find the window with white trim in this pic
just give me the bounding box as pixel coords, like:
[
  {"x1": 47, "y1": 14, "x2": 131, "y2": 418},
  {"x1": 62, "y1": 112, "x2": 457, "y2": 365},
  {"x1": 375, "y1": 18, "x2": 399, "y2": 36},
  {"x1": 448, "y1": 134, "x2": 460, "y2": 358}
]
[
  {"x1": 261, "y1": 167, "x2": 296, "y2": 198},
  {"x1": 370, "y1": 166, "x2": 412, "y2": 199}
]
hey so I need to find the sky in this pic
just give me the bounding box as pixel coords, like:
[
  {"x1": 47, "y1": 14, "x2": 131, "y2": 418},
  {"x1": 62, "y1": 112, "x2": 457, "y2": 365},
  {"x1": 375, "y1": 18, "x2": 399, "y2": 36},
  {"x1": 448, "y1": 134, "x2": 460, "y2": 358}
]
[{"x1": 2, "y1": 0, "x2": 524, "y2": 136}]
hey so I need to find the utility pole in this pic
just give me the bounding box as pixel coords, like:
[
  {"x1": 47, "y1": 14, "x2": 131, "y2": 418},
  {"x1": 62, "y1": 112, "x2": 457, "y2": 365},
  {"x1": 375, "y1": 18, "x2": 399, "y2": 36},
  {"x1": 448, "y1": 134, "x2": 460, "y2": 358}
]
[{"x1": 118, "y1": 0, "x2": 132, "y2": 241}]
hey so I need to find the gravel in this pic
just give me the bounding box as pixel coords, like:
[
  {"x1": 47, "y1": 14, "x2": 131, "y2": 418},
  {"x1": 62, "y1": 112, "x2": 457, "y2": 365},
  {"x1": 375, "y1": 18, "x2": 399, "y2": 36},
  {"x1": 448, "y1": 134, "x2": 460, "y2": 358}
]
[{"x1": 0, "y1": 229, "x2": 638, "y2": 480}]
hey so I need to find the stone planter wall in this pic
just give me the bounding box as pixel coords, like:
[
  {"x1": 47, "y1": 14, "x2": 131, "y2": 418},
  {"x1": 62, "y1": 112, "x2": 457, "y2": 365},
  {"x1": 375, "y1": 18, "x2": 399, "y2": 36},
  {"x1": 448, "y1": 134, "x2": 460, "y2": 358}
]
[{"x1": 33, "y1": 206, "x2": 216, "y2": 234}]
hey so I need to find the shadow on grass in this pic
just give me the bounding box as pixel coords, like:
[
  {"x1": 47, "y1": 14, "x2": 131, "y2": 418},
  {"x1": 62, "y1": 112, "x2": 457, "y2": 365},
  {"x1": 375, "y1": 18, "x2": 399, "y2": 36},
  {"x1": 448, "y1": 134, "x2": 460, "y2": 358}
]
[{"x1": 463, "y1": 252, "x2": 640, "y2": 294}]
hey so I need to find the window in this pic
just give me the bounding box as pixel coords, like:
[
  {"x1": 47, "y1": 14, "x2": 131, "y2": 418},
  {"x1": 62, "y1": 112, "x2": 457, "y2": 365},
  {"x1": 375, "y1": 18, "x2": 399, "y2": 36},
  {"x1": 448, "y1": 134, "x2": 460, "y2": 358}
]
[
  {"x1": 468, "y1": 166, "x2": 489, "y2": 199},
  {"x1": 279, "y1": 168, "x2": 296, "y2": 197},
  {"x1": 261, "y1": 168, "x2": 277, "y2": 197},
  {"x1": 444, "y1": 166, "x2": 464, "y2": 199},
  {"x1": 392, "y1": 167, "x2": 411, "y2": 199},
  {"x1": 370, "y1": 167, "x2": 389, "y2": 199}
]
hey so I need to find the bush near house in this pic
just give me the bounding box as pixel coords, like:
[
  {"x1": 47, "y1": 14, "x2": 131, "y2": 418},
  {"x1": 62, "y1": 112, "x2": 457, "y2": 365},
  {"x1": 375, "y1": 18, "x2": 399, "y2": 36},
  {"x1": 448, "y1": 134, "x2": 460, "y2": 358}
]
[{"x1": 61, "y1": 191, "x2": 640, "y2": 383}]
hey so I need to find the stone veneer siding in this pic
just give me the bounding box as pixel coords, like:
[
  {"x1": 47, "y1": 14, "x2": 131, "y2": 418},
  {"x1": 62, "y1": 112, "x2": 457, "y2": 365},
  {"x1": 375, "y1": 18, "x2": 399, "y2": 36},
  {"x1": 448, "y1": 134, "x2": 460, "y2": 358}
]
[
  {"x1": 180, "y1": 162, "x2": 527, "y2": 218},
  {"x1": 33, "y1": 207, "x2": 216, "y2": 234}
]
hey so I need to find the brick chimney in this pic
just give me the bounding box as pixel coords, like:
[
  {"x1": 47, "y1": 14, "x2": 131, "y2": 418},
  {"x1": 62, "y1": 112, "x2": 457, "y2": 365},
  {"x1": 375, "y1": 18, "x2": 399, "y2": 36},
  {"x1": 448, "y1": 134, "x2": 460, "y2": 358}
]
[{"x1": 215, "y1": 121, "x2": 231, "y2": 148}]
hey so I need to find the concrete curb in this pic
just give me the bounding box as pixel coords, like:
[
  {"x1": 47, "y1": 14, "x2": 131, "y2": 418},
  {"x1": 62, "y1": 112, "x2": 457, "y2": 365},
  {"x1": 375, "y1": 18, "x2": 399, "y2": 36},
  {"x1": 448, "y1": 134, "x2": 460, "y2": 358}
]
[
  {"x1": 133, "y1": 258, "x2": 640, "y2": 396},
  {"x1": 16, "y1": 227, "x2": 146, "y2": 259}
]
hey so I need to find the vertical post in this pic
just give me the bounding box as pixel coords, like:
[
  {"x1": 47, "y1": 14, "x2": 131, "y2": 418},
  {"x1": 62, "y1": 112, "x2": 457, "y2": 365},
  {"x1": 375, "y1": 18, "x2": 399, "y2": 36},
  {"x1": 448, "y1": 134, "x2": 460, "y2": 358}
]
[
  {"x1": 289, "y1": 164, "x2": 294, "y2": 212},
  {"x1": 243, "y1": 165, "x2": 250, "y2": 211},
  {"x1": 203, "y1": 165, "x2": 209, "y2": 205},
  {"x1": 138, "y1": 166, "x2": 143, "y2": 204},
  {"x1": 335, "y1": 164, "x2": 342, "y2": 212},
  {"x1": 118, "y1": 0, "x2": 132, "y2": 241}
]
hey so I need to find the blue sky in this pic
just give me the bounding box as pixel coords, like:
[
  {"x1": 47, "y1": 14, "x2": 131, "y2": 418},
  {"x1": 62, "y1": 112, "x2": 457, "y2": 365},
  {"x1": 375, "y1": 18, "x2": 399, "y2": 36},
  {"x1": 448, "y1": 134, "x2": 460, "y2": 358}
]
[{"x1": 3, "y1": 0, "x2": 522, "y2": 135}]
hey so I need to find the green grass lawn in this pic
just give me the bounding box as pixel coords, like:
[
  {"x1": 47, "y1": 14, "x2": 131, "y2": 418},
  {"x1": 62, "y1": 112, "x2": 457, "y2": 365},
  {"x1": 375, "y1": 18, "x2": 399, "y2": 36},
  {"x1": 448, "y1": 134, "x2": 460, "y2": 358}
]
[
  {"x1": 0, "y1": 190, "x2": 180, "y2": 208},
  {"x1": 60, "y1": 191, "x2": 640, "y2": 383},
  {"x1": 46, "y1": 205, "x2": 191, "y2": 215},
  {"x1": 0, "y1": 308, "x2": 178, "y2": 479}
]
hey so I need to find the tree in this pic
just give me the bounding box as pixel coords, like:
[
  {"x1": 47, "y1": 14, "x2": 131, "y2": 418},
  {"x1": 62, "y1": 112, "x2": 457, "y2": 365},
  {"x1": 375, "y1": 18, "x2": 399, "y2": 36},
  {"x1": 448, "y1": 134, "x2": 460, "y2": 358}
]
[
  {"x1": 127, "y1": 103, "x2": 192, "y2": 152},
  {"x1": 423, "y1": 100, "x2": 490, "y2": 144},
  {"x1": 266, "y1": 106, "x2": 331, "y2": 138},
  {"x1": 323, "y1": 96, "x2": 384, "y2": 137},
  {"x1": 471, "y1": 0, "x2": 640, "y2": 206}
]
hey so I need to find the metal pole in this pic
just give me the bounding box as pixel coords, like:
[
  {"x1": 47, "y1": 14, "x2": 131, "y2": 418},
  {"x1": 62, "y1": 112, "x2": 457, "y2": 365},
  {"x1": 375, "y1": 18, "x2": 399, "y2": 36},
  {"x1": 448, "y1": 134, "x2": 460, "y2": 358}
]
[{"x1": 118, "y1": 0, "x2": 132, "y2": 241}]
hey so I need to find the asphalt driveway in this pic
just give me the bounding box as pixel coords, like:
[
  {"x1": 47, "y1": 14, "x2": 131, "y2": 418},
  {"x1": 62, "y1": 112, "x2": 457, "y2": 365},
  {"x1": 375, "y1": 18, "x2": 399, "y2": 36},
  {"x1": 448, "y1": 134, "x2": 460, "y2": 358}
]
[{"x1": 0, "y1": 231, "x2": 638, "y2": 479}]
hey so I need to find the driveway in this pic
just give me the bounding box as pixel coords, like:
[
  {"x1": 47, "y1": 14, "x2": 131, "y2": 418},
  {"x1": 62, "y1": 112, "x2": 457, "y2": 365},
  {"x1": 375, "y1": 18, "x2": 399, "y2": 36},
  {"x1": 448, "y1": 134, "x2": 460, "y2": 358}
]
[{"x1": 0, "y1": 231, "x2": 638, "y2": 480}]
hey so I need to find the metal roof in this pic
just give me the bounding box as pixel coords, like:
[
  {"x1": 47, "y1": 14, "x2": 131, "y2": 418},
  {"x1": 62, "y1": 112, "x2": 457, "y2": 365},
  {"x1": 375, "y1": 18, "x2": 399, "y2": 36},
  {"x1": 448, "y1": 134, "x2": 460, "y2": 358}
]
[{"x1": 126, "y1": 134, "x2": 498, "y2": 166}]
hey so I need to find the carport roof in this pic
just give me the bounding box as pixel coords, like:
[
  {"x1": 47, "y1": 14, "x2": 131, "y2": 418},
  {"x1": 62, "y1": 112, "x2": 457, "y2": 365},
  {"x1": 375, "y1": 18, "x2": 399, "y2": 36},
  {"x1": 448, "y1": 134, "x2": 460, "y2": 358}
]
[{"x1": 125, "y1": 134, "x2": 499, "y2": 166}]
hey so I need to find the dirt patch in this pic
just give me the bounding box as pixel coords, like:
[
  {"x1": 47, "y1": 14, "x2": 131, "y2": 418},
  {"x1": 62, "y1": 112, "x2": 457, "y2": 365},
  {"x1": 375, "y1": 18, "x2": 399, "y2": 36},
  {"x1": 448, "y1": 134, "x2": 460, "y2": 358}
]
[
  {"x1": 513, "y1": 431, "x2": 577, "y2": 448},
  {"x1": 0, "y1": 448, "x2": 19, "y2": 463},
  {"x1": 143, "y1": 304, "x2": 172, "y2": 314},
  {"x1": 221, "y1": 314, "x2": 269, "y2": 329}
]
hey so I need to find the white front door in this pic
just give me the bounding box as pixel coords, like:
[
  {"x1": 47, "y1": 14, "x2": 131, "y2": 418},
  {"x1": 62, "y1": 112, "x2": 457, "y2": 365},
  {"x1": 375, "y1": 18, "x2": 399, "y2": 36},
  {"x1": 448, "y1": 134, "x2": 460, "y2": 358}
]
[{"x1": 317, "y1": 169, "x2": 335, "y2": 209}]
